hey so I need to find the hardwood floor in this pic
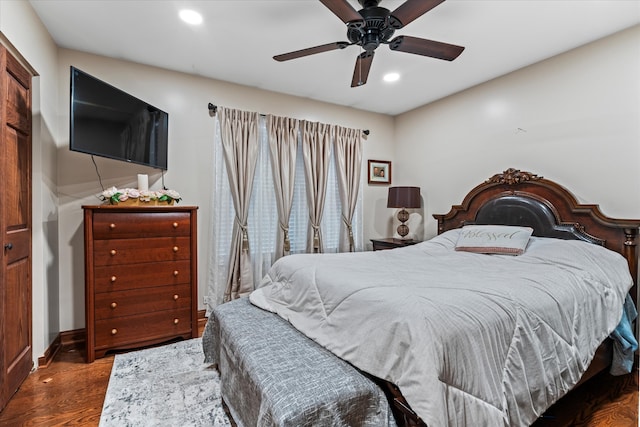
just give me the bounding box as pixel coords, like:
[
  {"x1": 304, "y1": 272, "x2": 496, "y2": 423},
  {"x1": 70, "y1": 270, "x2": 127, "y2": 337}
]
[
  {"x1": 532, "y1": 366, "x2": 638, "y2": 427},
  {"x1": 0, "y1": 346, "x2": 112, "y2": 426},
  {"x1": 0, "y1": 341, "x2": 637, "y2": 426}
]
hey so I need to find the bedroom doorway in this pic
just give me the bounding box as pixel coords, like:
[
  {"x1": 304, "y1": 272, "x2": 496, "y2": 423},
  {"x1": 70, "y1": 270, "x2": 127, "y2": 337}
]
[{"x1": 0, "y1": 44, "x2": 33, "y2": 412}]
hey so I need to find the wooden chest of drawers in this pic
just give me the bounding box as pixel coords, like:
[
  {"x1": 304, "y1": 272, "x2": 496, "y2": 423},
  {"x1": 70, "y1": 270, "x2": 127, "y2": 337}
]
[{"x1": 83, "y1": 205, "x2": 198, "y2": 362}]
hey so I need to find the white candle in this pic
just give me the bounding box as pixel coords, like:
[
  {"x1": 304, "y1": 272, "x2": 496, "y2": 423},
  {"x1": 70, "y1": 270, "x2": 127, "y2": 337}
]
[{"x1": 137, "y1": 174, "x2": 149, "y2": 192}]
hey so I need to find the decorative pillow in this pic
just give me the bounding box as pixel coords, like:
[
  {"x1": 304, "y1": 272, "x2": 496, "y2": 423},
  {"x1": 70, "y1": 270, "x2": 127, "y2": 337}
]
[{"x1": 455, "y1": 225, "x2": 533, "y2": 255}]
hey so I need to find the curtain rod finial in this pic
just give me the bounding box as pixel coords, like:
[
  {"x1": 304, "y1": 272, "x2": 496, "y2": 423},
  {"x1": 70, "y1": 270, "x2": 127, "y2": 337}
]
[
  {"x1": 208, "y1": 103, "x2": 217, "y2": 114},
  {"x1": 363, "y1": 129, "x2": 370, "y2": 136}
]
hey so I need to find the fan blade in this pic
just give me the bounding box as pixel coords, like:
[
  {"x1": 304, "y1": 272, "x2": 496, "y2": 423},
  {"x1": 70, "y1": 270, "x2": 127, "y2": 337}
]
[
  {"x1": 389, "y1": 36, "x2": 464, "y2": 61},
  {"x1": 319, "y1": 0, "x2": 365, "y2": 28},
  {"x1": 388, "y1": 0, "x2": 445, "y2": 29},
  {"x1": 351, "y1": 51, "x2": 374, "y2": 87},
  {"x1": 274, "y1": 42, "x2": 350, "y2": 62}
]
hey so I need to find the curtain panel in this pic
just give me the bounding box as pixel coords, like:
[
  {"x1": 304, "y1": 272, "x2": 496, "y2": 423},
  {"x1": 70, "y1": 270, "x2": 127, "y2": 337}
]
[
  {"x1": 218, "y1": 107, "x2": 260, "y2": 302},
  {"x1": 301, "y1": 121, "x2": 332, "y2": 253},
  {"x1": 267, "y1": 115, "x2": 299, "y2": 261},
  {"x1": 333, "y1": 126, "x2": 363, "y2": 252}
]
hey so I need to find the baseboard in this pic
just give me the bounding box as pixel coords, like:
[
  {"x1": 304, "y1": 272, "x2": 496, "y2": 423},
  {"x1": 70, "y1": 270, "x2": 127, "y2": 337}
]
[
  {"x1": 62, "y1": 328, "x2": 87, "y2": 347},
  {"x1": 37, "y1": 334, "x2": 61, "y2": 368},
  {"x1": 38, "y1": 312, "x2": 208, "y2": 368},
  {"x1": 37, "y1": 328, "x2": 84, "y2": 368}
]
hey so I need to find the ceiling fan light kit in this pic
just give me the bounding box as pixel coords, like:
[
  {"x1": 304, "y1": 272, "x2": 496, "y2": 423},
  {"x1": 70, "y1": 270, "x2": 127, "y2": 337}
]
[{"x1": 274, "y1": 0, "x2": 465, "y2": 87}]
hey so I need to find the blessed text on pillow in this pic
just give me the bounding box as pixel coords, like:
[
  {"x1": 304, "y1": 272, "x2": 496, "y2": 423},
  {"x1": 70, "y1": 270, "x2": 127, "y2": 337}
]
[{"x1": 455, "y1": 225, "x2": 534, "y2": 255}]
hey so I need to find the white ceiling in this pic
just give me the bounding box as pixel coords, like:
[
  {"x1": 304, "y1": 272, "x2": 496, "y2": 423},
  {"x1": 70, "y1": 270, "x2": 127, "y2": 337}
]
[{"x1": 29, "y1": 0, "x2": 640, "y2": 116}]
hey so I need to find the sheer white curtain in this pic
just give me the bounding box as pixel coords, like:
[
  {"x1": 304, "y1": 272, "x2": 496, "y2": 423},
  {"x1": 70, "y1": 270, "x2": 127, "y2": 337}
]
[{"x1": 207, "y1": 115, "x2": 364, "y2": 311}]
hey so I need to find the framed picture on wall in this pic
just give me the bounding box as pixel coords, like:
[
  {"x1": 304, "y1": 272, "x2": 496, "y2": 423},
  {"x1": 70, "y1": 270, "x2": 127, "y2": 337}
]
[{"x1": 368, "y1": 159, "x2": 391, "y2": 184}]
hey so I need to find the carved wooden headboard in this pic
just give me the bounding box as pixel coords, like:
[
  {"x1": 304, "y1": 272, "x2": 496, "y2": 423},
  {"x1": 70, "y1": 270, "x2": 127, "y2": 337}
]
[{"x1": 433, "y1": 168, "x2": 640, "y2": 305}]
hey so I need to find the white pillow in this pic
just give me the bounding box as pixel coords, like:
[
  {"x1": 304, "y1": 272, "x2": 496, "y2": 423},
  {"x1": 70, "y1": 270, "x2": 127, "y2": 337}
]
[{"x1": 455, "y1": 225, "x2": 533, "y2": 255}]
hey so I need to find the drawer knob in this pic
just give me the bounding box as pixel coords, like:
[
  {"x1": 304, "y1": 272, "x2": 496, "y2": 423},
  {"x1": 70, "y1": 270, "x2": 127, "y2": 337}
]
[
  {"x1": 173, "y1": 318, "x2": 179, "y2": 325},
  {"x1": 173, "y1": 222, "x2": 179, "y2": 228},
  {"x1": 110, "y1": 302, "x2": 117, "y2": 309},
  {"x1": 110, "y1": 249, "x2": 117, "y2": 256},
  {"x1": 111, "y1": 328, "x2": 118, "y2": 335},
  {"x1": 110, "y1": 276, "x2": 117, "y2": 282},
  {"x1": 109, "y1": 223, "x2": 116, "y2": 229},
  {"x1": 173, "y1": 270, "x2": 179, "y2": 277},
  {"x1": 173, "y1": 246, "x2": 179, "y2": 253},
  {"x1": 173, "y1": 294, "x2": 179, "y2": 301}
]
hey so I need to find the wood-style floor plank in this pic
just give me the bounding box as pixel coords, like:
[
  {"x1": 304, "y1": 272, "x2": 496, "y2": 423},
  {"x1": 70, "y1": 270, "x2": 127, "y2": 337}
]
[
  {"x1": 532, "y1": 366, "x2": 638, "y2": 427},
  {"x1": 0, "y1": 342, "x2": 637, "y2": 426},
  {"x1": 0, "y1": 347, "x2": 112, "y2": 426}
]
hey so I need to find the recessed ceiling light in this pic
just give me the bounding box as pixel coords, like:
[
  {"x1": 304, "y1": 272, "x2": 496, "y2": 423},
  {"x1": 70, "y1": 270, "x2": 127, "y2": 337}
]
[
  {"x1": 383, "y1": 72, "x2": 400, "y2": 83},
  {"x1": 179, "y1": 9, "x2": 203, "y2": 25}
]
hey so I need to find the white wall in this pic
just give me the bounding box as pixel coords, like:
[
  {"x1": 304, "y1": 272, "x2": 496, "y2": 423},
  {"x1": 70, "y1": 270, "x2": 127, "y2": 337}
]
[
  {"x1": 394, "y1": 25, "x2": 640, "y2": 240},
  {"x1": 0, "y1": 0, "x2": 60, "y2": 361},
  {"x1": 56, "y1": 49, "x2": 395, "y2": 331}
]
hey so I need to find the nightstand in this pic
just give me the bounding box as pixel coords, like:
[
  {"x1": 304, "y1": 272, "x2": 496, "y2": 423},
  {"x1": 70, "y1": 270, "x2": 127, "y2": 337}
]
[{"x1": 371, "y1": 238, "x2": 420, "y2": 251}]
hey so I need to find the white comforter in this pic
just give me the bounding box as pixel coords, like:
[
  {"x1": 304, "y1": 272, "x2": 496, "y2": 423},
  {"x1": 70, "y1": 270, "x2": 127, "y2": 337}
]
[{"x1": 250, "y1": 230, "x2": 632, "y2": 426}]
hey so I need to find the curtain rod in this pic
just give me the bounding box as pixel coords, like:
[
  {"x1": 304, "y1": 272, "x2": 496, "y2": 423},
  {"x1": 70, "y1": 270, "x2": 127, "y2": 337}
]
[{"x1": 208, "y1": 103, "x2": 370, "y2": 136}]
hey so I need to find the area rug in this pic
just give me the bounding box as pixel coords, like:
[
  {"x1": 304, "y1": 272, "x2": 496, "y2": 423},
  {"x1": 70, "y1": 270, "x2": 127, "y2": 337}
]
[{"x1": 99, "y1": 338, "x2": 232, "y2": 427}]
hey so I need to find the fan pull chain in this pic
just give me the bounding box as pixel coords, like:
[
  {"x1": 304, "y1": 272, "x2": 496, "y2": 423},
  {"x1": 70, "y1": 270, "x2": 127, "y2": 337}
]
[{"x1": 358, "y1": 47, "x2": 363, "y2": 86}]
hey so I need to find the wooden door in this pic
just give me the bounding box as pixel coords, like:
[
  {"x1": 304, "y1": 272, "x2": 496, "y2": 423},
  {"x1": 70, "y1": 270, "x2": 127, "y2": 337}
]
[{"x1": 0, "y1": 45, "x2": 33, "y2": 411}]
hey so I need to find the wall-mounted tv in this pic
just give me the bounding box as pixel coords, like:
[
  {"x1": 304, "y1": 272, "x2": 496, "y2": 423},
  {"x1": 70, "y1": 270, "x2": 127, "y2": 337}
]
[{"x1": 70, "y1": 66, "x2": 168, "y2": 170}]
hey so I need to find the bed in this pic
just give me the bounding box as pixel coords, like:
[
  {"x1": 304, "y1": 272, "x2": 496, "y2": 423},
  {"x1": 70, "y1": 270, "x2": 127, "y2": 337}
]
[{"x1": 203, "y1": 168, "x2": 639, "y2": 427}]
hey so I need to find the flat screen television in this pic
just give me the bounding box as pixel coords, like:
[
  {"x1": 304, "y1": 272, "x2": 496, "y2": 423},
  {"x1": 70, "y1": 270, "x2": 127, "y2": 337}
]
[{"x1": 70, "y1": 66, "x2": 168, "y2": 170}]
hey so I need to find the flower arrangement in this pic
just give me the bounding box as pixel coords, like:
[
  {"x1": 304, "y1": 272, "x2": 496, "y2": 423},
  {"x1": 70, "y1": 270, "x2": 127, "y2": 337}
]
[{"x1": 101, "y1": 187, "x2": 182, "y2": 205}]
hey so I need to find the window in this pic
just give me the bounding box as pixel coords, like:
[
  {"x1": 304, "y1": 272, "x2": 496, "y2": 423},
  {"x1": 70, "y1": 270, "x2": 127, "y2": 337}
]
[{"x1": 207, "y1": 116, "x2": 363, "y2": 307}]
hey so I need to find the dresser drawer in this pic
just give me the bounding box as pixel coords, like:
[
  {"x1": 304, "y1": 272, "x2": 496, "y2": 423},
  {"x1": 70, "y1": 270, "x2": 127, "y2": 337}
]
[
  {"x1": 94, "y1": 237, "x2": 191, "y2": 266},
  {"x1": 95, "y1": 284, "x2": 192, "y2": 320},
  {"x1": 92, "y1": 212, "x2": 191, "y2": 240},
  {"x1": 95, "y1": 308, "x2": 192, "y2": 350},
  {"x1": 94, "y1": 260, "x2": 190, "y2": 292}
]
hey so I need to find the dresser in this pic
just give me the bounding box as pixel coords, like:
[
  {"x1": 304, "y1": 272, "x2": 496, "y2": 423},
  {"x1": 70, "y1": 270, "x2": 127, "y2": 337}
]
[{"x1": 83, "y1": 205, "x2": 198, "y2": 362}]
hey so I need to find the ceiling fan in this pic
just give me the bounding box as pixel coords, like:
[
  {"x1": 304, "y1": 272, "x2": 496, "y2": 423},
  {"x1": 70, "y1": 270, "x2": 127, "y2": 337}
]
[{"x1": 273, "y1": 0, "x2": 465, "y2": 87}]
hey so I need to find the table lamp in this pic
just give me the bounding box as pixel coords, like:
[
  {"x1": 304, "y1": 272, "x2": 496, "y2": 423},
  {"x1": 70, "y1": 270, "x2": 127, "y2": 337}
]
[{"x1": 387, "y1": 186, "x2": 421, "y2": 239}]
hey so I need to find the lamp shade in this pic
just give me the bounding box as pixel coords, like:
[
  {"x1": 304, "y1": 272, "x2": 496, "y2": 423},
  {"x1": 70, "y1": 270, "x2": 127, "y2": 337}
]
[{"x1": 387, "y1": 186, "x2": 421, "y2": 209}]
